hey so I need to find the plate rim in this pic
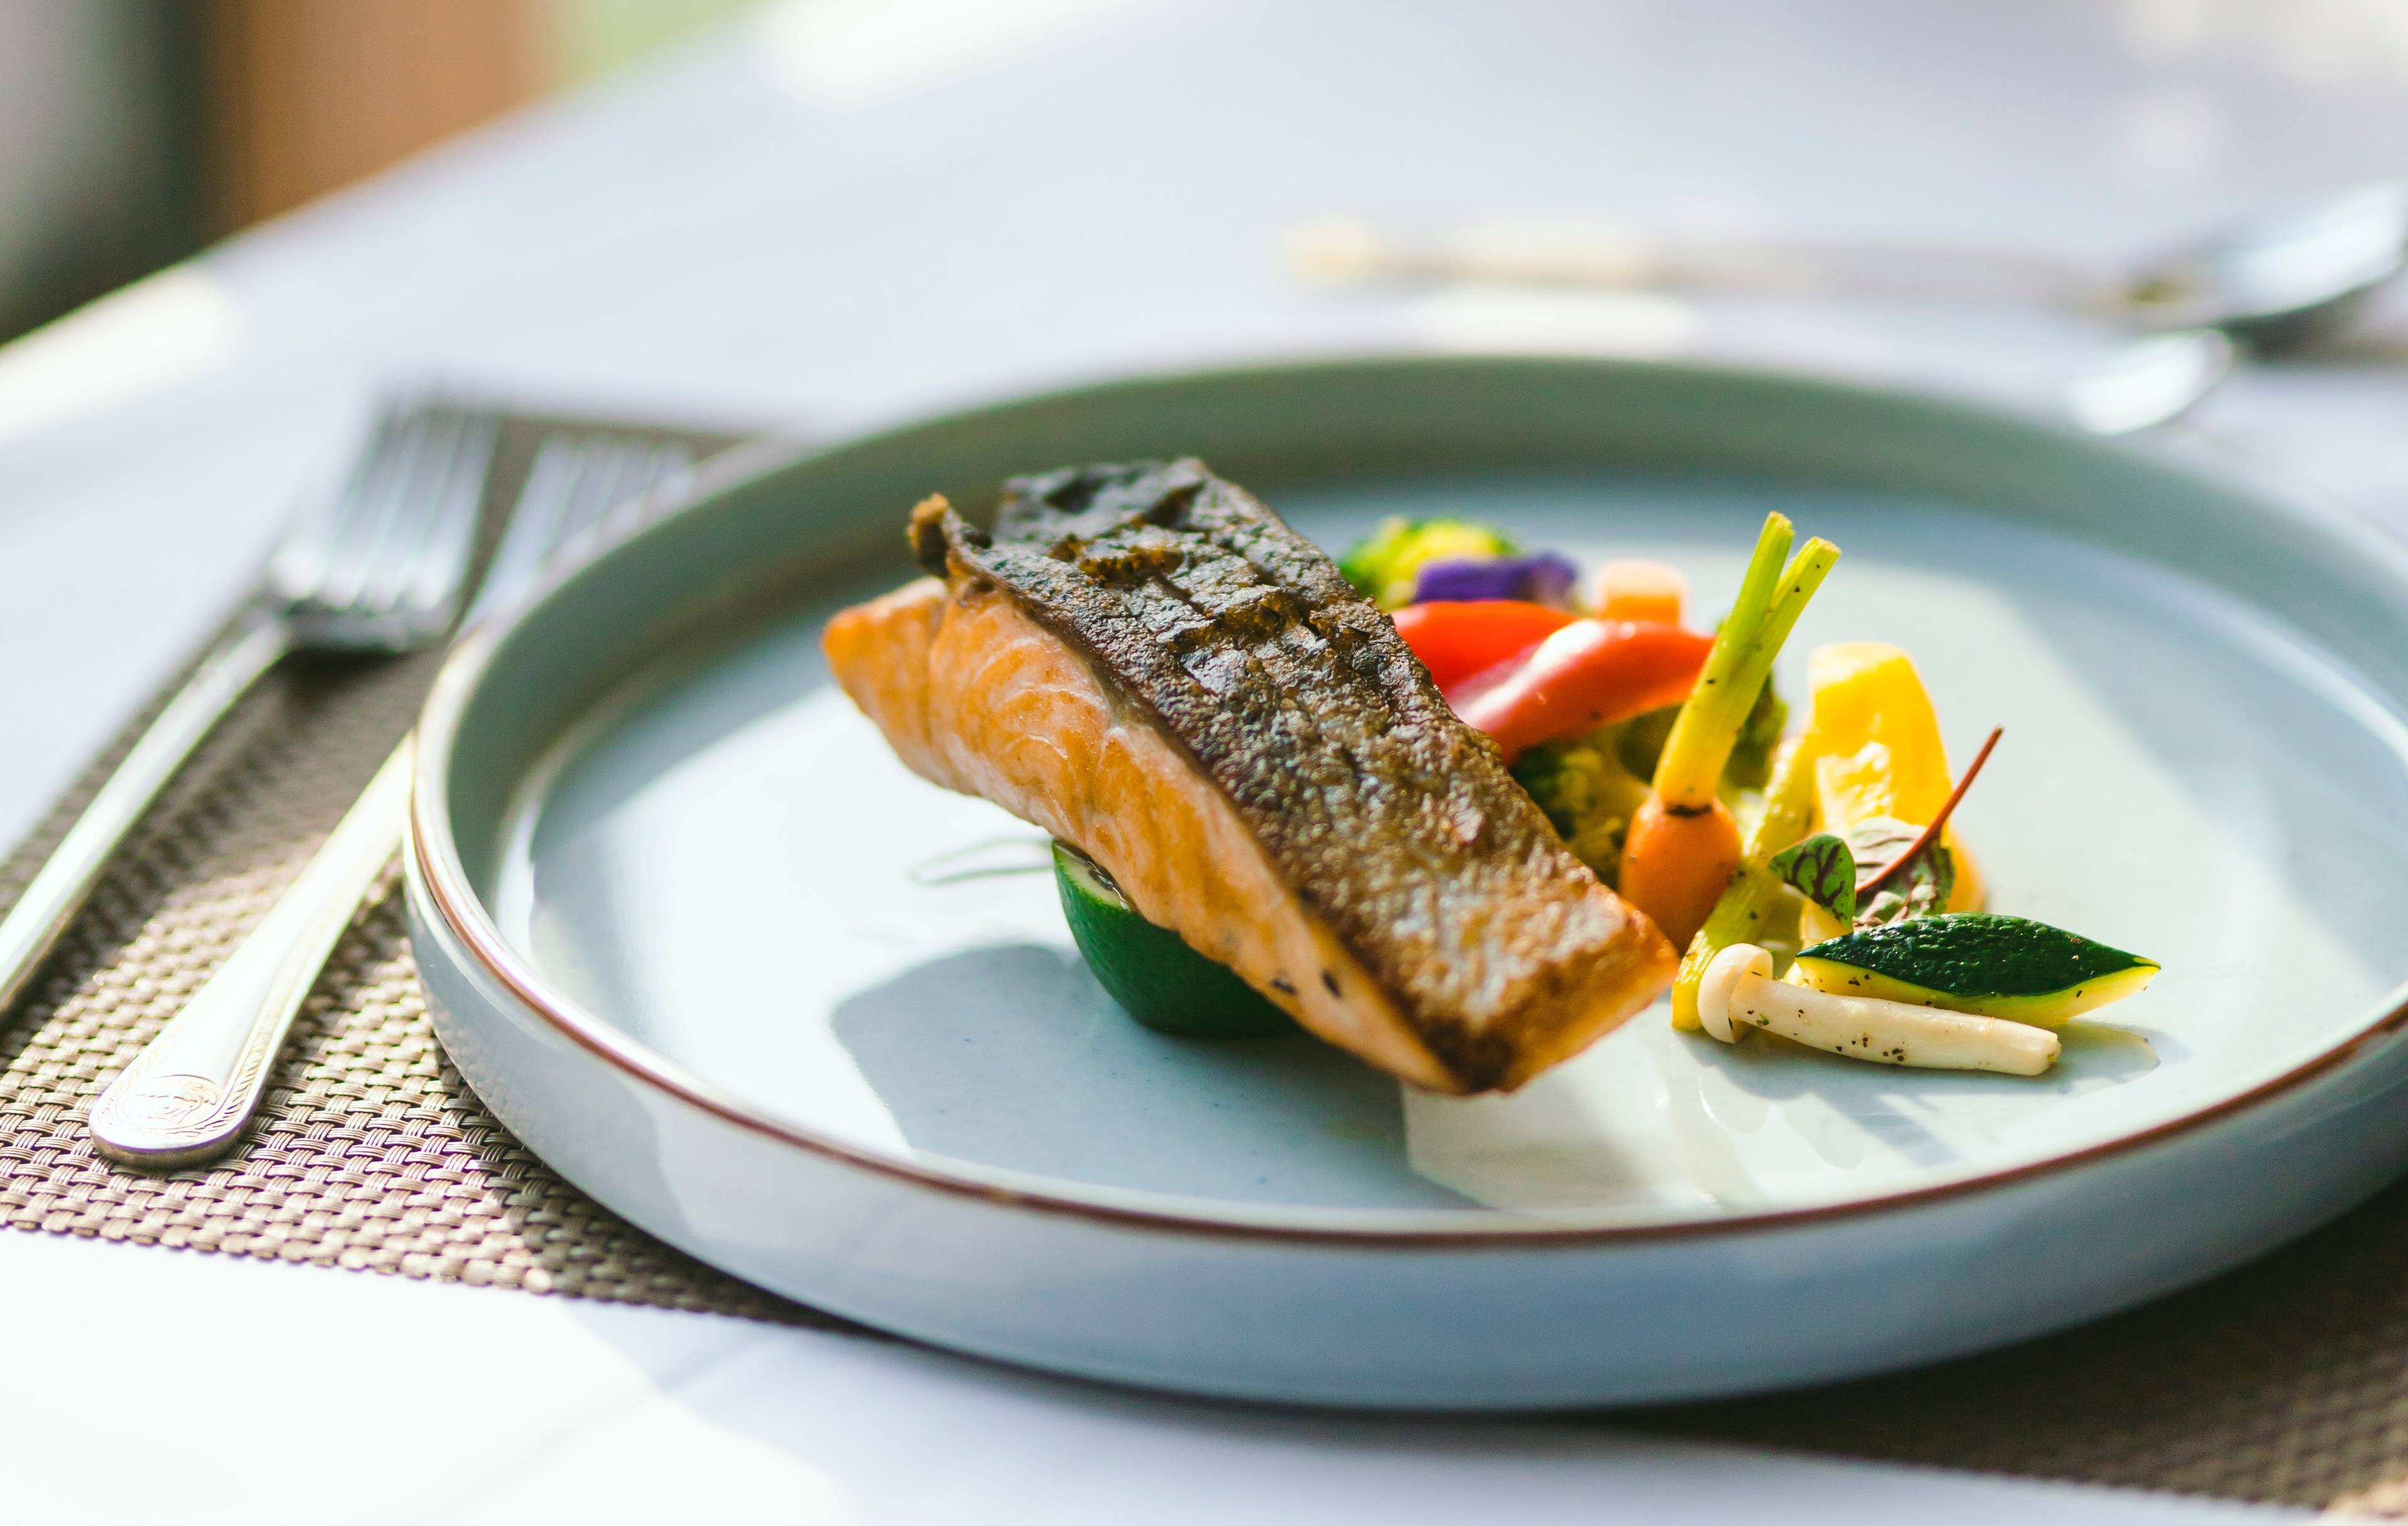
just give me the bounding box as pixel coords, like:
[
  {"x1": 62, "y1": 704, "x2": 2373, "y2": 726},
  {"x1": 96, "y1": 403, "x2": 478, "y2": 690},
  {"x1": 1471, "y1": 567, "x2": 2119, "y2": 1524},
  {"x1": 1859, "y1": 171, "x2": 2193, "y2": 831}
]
[{"x1": 408, "y1": 351, "x2": 2408, "y2": 1247}]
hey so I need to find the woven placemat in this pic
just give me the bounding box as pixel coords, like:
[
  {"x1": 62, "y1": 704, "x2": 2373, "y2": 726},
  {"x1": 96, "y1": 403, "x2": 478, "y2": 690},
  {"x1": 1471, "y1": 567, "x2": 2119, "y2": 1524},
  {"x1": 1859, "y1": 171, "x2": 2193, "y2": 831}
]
[
  {"x1": 0, "y1": 411, "x2": 836, "y2": 1328},
  {"x1": 8, "y1": 419, "x2": 2408, "y2": 1514},
  {"x1": 1654, "y1": 1174, "x2": 2408, "y2": 1514}
]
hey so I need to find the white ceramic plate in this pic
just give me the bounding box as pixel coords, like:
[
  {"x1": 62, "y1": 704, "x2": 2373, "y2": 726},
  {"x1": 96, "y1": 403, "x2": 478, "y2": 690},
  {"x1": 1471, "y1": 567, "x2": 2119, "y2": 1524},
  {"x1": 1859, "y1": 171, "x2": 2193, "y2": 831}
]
[{"x1": 407, "y1": 357, "x2": 2408, "y2": 1407}]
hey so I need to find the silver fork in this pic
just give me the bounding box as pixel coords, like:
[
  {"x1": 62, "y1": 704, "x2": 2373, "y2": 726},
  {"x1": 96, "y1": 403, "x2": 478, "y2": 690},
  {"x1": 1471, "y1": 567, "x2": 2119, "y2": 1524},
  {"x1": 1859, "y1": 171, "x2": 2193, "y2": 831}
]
[
  {"x1": 88, "y1": 432, "x2": 696, "y2": 1168},
  {"x1": 0, "y1": 400, "x2": 497, "y2": 1017}
]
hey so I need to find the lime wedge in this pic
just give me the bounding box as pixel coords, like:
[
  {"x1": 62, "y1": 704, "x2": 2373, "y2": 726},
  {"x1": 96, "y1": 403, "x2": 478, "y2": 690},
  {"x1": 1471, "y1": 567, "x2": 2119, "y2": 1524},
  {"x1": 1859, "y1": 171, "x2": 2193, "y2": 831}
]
[
  {"x1": 1053, "y1": 842, "x2": 1294, "y2": 1039},
  {"x1": 1793, "y1": 913, "x2": 2158, "y2": 1027}
]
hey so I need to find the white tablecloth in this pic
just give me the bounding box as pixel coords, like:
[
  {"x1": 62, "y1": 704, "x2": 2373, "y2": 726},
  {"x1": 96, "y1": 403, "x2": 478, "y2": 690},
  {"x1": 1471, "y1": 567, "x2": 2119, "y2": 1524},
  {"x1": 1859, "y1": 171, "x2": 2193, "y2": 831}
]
[{"x1": 4, "y1": 3, "x2": 2403, "y2": 1517}]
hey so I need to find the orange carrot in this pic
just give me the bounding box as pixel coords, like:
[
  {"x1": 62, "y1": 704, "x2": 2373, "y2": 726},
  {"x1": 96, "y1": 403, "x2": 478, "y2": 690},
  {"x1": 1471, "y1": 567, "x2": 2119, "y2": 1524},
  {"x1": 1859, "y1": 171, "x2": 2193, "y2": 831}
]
[
  {"x1": 1592, "y1": 558, "x2": 1689, "y2": 625},
  {"x1": 1619, "y1": 797, "x2": 1741, "y2": 950},
  {"x1": 1622, "y1": 513, "x2": 1839, "y2": 946}
]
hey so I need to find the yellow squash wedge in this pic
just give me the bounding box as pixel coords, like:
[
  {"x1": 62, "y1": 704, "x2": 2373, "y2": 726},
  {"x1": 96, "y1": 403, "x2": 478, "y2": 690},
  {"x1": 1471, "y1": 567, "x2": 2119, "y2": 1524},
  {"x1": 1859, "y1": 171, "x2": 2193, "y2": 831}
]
[{"x1": 1798, "y1": 642, "x2": 1984, "y2": 929}]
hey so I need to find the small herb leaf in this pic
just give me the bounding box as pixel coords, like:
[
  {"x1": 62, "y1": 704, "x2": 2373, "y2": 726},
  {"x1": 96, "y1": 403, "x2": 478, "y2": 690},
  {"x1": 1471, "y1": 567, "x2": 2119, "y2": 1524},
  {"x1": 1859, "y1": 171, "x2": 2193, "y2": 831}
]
[
  {"x1": 1769, "y1": 833, "x2": 1857, "y2": 923},
  {"x1": 1847, "y1": 815, "x2": 1954, "y2": 927}
]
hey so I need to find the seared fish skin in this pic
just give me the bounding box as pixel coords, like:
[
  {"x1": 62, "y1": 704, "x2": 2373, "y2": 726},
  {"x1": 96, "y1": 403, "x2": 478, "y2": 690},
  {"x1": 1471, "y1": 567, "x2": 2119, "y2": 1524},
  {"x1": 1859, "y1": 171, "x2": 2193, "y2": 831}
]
[{"x1": 826, "y1": 459, "x2": 1675, "y2": 1093}]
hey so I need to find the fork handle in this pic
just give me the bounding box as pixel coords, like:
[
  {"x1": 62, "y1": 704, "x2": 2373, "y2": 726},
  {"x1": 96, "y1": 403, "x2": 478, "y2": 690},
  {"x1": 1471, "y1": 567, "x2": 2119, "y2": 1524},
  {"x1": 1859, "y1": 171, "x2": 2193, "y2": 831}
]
[
  {"x1": 0, "y1": 611, "x2": 294, "y2": 1015},
  {"x1": 88, "y1": 736, "x2": 413, "y2": 1168}
]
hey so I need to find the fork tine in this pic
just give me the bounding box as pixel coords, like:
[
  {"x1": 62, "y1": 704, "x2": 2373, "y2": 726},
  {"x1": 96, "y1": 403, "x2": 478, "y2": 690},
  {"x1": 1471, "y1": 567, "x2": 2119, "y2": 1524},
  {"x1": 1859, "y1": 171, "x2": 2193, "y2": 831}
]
[
  {"x1": 631, "y1": 442, "x2": 693, "y2": 514},
  {"x1": 561, "y1": 442, "x2": 679, "y2": 561},
  {"x1": 272, "y1": 397, "x2": 499, "y2": 649},
  {"x1": 271, "y1": 405, "x2": 426, "y2": 608},
  {"x1": 603, "y1": 447, "x2": 694, "y2": 543},
  {"x1": 392, "y1": 408, "x2": 500, "y2": 622},
  {"x1": 462, "y1": 435, "x2": 586, "y2": 627},
  {"x1": 647, "y1": 444, "x2": 697, "y2": 503},
  {"x1": 565, "y1": 443, "x2": 649, "y2": 536},
  {"x1": 319, "y1": 407, "x2": 452, "y2": 613},
  {"x1": 573, "y1": 442, "x2": 690, "y2": 541},
  {"x1": 357, "y1": 404, "x2": 485, "y2": 621},
  {"x1": 553, "y1": 437, "x2": 676, "y2": 538},
  {"x1": 462, "y1": 436, "x2": 695, "y2": 628}
]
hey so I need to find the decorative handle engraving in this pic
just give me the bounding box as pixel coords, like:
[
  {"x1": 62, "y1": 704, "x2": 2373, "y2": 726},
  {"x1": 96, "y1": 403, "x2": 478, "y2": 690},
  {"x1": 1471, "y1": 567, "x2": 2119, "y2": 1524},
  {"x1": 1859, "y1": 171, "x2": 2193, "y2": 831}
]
[
  {"x1": 106, "y1": 1073, "x2": 223, "y2": 1130},
  {"x1": 90, "y1": 739, "x2": 415, "y2": 1169}
]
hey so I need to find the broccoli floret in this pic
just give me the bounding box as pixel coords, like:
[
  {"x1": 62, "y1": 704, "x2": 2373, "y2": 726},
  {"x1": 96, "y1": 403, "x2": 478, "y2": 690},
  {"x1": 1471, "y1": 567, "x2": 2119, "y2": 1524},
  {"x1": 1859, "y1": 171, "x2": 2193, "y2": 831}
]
[
  {"x1": 1514, "y1": 687, "x2": 1786, "y2": 886},
  {"x1": 1612, "y1": 704, "x2": 1679, "y2": 782},
  {"x1": 1512, "y1": 726, "x2": 1653, "y2": 886},
  {"x1": 1339, "y1": 516, "x2": 1519, "y2": 610}
]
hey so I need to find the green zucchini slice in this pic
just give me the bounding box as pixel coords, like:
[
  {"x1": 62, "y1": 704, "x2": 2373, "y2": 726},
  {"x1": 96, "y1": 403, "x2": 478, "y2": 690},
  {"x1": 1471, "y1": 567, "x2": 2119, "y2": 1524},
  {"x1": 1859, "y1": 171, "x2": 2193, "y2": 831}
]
[
  {"x1": 1052, "y1": 841, "x2": 1294, "y2": 1039},
  {"x1": 1792, "y1": 913, "x2": 2158, "y2": 1027}
]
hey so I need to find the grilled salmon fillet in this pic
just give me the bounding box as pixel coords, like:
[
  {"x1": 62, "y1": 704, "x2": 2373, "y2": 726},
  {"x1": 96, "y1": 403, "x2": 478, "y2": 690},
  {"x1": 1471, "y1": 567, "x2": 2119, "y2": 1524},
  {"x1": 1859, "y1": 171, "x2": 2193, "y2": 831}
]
[{"x1": 823, "y1": 460, "x2": 1676, "y2": 1093}]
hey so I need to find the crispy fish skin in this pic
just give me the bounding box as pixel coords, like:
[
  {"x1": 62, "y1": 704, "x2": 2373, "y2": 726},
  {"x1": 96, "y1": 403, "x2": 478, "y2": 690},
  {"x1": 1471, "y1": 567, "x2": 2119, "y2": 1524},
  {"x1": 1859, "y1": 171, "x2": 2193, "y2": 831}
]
[{"x1": 825, "y1": 460, "x2": 1676, "y2": 1092}]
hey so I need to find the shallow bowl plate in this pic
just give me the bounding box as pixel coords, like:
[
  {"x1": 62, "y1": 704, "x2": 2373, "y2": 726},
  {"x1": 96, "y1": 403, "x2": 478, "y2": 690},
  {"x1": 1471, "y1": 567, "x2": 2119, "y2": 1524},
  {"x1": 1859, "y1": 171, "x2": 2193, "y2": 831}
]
[{"x1": 406, "y1": 356, "x2": 2408, "y2": 1407}]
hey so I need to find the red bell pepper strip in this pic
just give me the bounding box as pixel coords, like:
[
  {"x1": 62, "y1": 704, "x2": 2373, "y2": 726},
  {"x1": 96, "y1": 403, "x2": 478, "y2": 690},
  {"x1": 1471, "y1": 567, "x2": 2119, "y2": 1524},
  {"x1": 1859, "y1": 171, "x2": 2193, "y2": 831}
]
[
  {"x1": 1447, "y1": 619, "x2": 1714, "y2": 761},
  {"x1": 1390, "y1": 600, "x2": 1578, "y2": 691}
]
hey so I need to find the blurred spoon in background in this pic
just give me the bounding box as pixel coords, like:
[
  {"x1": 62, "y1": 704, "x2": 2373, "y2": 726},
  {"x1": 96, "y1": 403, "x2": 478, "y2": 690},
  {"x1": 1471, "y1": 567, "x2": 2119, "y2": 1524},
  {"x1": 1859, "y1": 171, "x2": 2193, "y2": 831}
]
[
  {"x1": 1293, "y1": 183, "x2": 2408, "y2": 359},
  {"x1": 2063, "y1": 327, "x2": 2235, "y2": 435},
  {"x1": 2121, "y1": 184, "x2": 2408, "y2": 354}
]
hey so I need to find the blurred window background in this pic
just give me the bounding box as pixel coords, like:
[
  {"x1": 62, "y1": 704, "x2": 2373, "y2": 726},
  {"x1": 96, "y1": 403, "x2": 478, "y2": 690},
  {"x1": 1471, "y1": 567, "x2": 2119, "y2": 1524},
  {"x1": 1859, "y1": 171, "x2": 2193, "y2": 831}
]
[{"x1": 0, "y1": 0, "x2": 759, "y2": 344}]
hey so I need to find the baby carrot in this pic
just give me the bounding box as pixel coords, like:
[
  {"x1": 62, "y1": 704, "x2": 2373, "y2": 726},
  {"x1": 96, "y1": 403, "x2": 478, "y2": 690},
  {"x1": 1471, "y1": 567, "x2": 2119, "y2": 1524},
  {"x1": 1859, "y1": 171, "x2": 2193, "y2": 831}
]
[{"x1": 1621, "y1": 514, "x2": 1839, "y2": 947}]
